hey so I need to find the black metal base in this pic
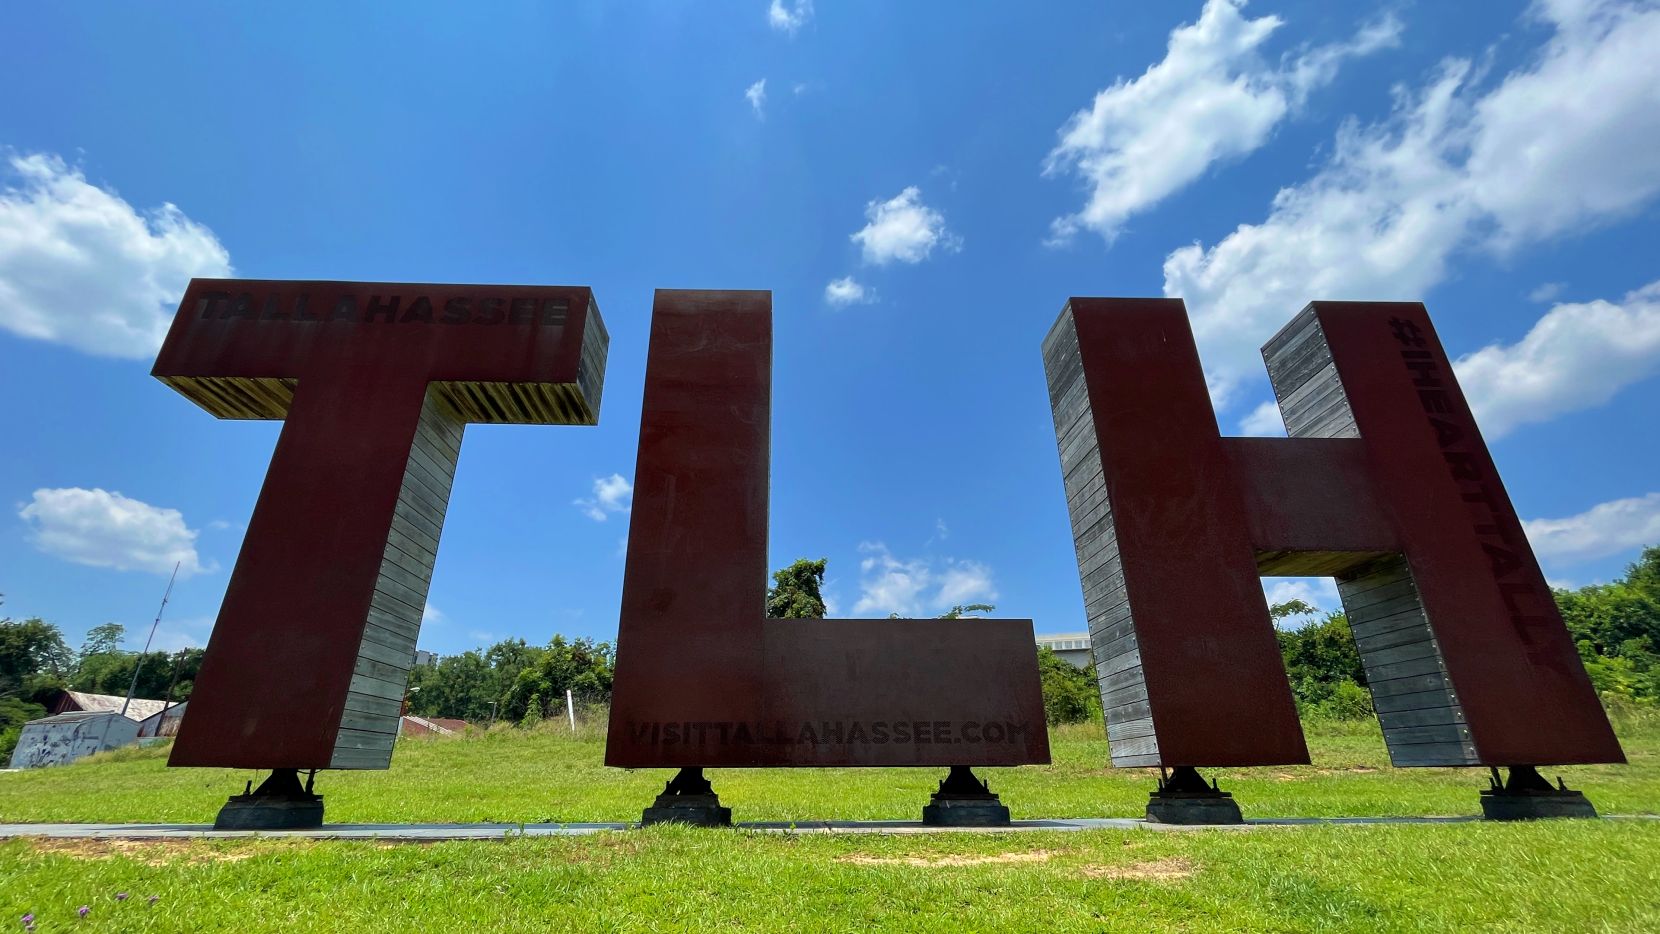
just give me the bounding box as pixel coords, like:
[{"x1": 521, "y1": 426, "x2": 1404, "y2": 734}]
[
  {"x1": 922, "y1": 766, "x2": 1011, "y2": 827},
  {"x1": 1480, "y1": 766, "x2": 1598, "y2": 821},
  {"x1": 641, "y1": 767, "x2": 732, "y2": 827},
  {"x1": 214, "y1": 769, "x2": 323, "y2": 830},
  {"x1": 1145, "y1": 766, "x2": 1244, "y2": 825}
]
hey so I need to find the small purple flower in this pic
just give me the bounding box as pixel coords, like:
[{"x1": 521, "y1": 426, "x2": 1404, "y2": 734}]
[
  {"x1": 78, "y1": 905, "x2": 90, "y2": 918},
  {"x1": 147, "y1": 896, "x2": 159, "y2": 906},
  {"x1": 116, "y1": 893, "x2": 130, "y2": 901},
  {"x1": 21, "y1": 914, "x2": 34, "y2": 924}
]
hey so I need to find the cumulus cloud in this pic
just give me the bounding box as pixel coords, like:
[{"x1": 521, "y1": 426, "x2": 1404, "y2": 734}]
[
  {"x1": 1455, "y1": 279, "x2": 1660, "y2": 438},
  {"x1": 823, "y1": 276, "x2": 873, "y2": 306},
  {"x1": 1163, "y1": 0, "x2": 1660, "y2": 412},
  {"x1": 574, "y1": 473, "x2": 632, "y2": 521},
  {"x1": 1263, "y1": 577, "x2": 1337, "y2": 620},
  {"x1": 745, "y1": 79, "x2": 768, "y2": 119},
  {"x1": 851, "y1": 542, "x2": 997, "y2": 617},
  {"x1": 1237, "y1": 400, "x2": 1287, "y2": 436},
  {"x1": 0, "y1": 153, "x2": 232, "y2": 358},
  {"x1": 1525, "y1": 492, "x2": 1660, "y2": 564},
  {"x1": 850, "y1": 187, "x2": 960, "y2": 266},
  {"x1": 19, "y1": 487, "x2": 212, "y2": 577},
  {"x1": 1044, "y1": 0, "x2": 1400, "y2": 244},
  {"x1": 768, "y1": 0, "x2": 813, "y2": 35}
]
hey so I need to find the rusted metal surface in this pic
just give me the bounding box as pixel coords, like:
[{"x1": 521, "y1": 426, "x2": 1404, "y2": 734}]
[
  {"x1": 1044, "y1": 299, "x2": 1309, "y2": 768},
  {"x1": 156, "y1": 279, "x2": 607, "y2": 770},
  {"x1": 1300, "y1": 302, "x2": 1622, "y2": 766},
  {"x1": 1045, "y1": 296, "x2": 1622, "y2": 768},
  {"x1": 605, "y1": 290, "x2": 1049, "y2": 769}
]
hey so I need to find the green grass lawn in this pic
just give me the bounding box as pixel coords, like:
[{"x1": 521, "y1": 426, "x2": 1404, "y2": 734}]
[{"x1": 2, "y1": 712, "x2": 1658, "y2": 931}]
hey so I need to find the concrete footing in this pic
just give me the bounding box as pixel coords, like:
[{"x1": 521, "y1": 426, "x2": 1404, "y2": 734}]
[
  {"x1": 1144, "y1": 766, "x2": 1244, "y2": 825},
  {"x1": 921, "y1": 766, "x2": 1011, "y2": 827},
  {"x1": 214, "y1": 769, "x2": 323, "y2": 830},
  {"x1": 640, "y1": 767, "x2": 732, "y2": 827},
  {"x1": 1480, "y1": 766, "x2": 1598, "y2": 821}
]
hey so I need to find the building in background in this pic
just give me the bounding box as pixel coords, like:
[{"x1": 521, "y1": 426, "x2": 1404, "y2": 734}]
[
  {"x1": 137, "y1": 702, "x2": 188, "y2": 742},
  {"x1": 46, "y1": 690, "x2": 169, "y2": 722},
  {"x1": 7, "y1": 711, "x2": 139, "y2": 769},
  {"x1": 1036, "y1": 633, "x2": 1092, "y2": 668},
  {"x1": 399, "y1": 715, "x2": 467, "y2": 737},
  {"x1": 413, "y1": 650, "x2": 439, "y2": 667}
]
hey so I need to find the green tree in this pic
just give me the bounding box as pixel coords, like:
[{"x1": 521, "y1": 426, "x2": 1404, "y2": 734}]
[
  {"x1": 1, "y1": 617, "x2": 73, "y2": 698},
  {"x1": 940, "y1": 603, "x2": 996, "y2": 620},
  {"x1": 500, "y1": 635, "x2": 615, "y2": 724},
  {"x1": 1037, "y1": 646, "x2": 1100, "y2": 725},
  {"x1": 1556, "y1": 545, "x2": 1660, "y2": 703},
  {"x1": 79, "y1": 623, "x2": 125, "y2": 659},
  {"x1": 767, "y1": 558, "x2": 828, "y2": 619},
  {"x1": 1277, "y1": 611, "x2": 1370, "y2": 718}
]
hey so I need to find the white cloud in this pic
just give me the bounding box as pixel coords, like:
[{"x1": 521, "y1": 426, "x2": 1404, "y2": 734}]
[
  {"x1": 745, "y1": 79, "x2": 768, "y2": 119},
  {"x1": 1044, "y1": 0, "x2": 1400, "y2": 244},
  {"x1": 850, "y1": 186, "x2": 961, "y2": 266},
  {"x1": 574, "y1": 473, "x2": 632, "y2": 522},
  {"x1": 422, "y1": 604, "x2": 447, "y2": 626},
  {"x1": 0, "y1": 153, "x2": 232, "y2": 358},
  {"x1": 1263, "y1": 578, "x2": 1338, "y2": 622},
  {"x1": 1455, "y1": 279, "x2": 1660, "y2": 438},
  {"x1": 768, "y1": 0, "x2": 813, "y2": 35},
  {"x1": 823, "y1": 276, "x2": 873, "y2": 306},
  {"x1": 1237, "y1": 400, "x2": 1286, "y2": 436},
  {"x1": 852, "y1": 542, "x2": 997, "y2": 617},
  {"x1": 19, "y1": 487, "x2": 211, "y2": 577},
  {"x1": 1163, "y1": 0, "x2": 1660, "y2": 412},
  {"x1": 1524, "y1": 492, "x2": 1660, "y2": 564},
  {"x1": 1528, "y1": 281, "x2": 1567, "y2": 303}
]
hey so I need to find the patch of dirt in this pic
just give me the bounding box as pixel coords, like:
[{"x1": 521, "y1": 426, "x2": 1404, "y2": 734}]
[
  {"x1": 1273, "y1": 772, "x2": 1300, "y2": 781},
  {"x1": 838, "y1": 849, "x2": 1058, "y2": 868},
  {"x1": 25, "y1": 838, "x2": 259, "y2": 865},
  {"x1": 1080, "y1": 857, "x2": 1195, "y2": 882}
]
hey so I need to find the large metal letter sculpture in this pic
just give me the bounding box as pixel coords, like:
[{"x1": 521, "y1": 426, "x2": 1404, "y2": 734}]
[
  {"x1": 154, "y1": 278, "x2": 606, "y2": 826},
  {"x1": 606, "y1": 290, "x2": 1048, "y2": 825},
  {"x1": 1044, "y1": 298, "x2": 1622, "y2": 822}
]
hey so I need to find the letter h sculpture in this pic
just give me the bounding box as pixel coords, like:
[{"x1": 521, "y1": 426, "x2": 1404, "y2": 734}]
[{"x1": 1043, "y1": 298, "x2": 1622, "y2": 823}]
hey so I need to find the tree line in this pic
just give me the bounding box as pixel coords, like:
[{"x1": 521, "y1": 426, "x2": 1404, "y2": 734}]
[{"x1": 5, "y1": 546, "x2": 1655, "y2": 758}]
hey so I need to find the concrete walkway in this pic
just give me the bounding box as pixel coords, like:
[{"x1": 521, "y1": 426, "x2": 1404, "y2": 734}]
[{"x1": 4, "y1": 814, "x2": 1606, "y2": 841}]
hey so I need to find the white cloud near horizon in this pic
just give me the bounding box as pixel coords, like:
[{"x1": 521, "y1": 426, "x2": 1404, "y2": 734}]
[
  {"x1": 768, "y1": 0, "x2": 813, "y2": 36},
  {"x1": 1163, "y1": 0, "x2": 1660, "y2": 413},
  {"x1": 1456, "y1": 279, "x2": 1660, "y2": 438},
  {"x1": 851, "y1": 542, "x2": 997, "y2": 617},
  {"x1": 850, "y1": 186, "x2": 960, "y2": 266},
  {"x1": 1237, "y1": 400, "x2": 1286, "y2": 436},
  {"x1": 19, "y1": 487, "x2": 212, "y2": 577},
  {"x1": 1044, "y1": 0, "x2": 1400, "y2": 245},
  {"x1": 0, "y1": 153, "x2": 232, "y2": 358},
  {"x1": 745, "y1": 79, "x2": 768, "y2": 119},
  {"x1": 1525, "y1": 492, "x2": 1660, "y2": 565},
  {"x1": 574, "y1": 474, "x2": 632, "y2": 522},
  {"x1": 824, "y1": 275, "x2": 873, "y2": 306}
]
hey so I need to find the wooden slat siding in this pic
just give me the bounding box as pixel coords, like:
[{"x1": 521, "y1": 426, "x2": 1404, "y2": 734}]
[
  {"x1": 160, "y1": 376, "x2": 296, "y2": 420},
  {"x1": 428, "y1": 380, "x2": 601, "y2": 426},
  {"x1": 576, "y1": 297, "x2": 609, "y2": 418},
  {"x1": 330, "y1": 387, "x2": 463, "y2": 769},
  {"x1": 1264, "y1": 311, "x2": 1478, "y2": 767},
  {"x1": 1338, "y1": 558, "x2": 1476, "y2": 765},
  {"x1": 1044, "y1": 306, "x2": 1159, "y2": 768}
]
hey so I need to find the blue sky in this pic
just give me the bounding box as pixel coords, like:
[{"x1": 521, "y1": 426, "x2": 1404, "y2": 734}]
[{"x1": 2, "y1": 0, "x2": 1658, "y2": 657}]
